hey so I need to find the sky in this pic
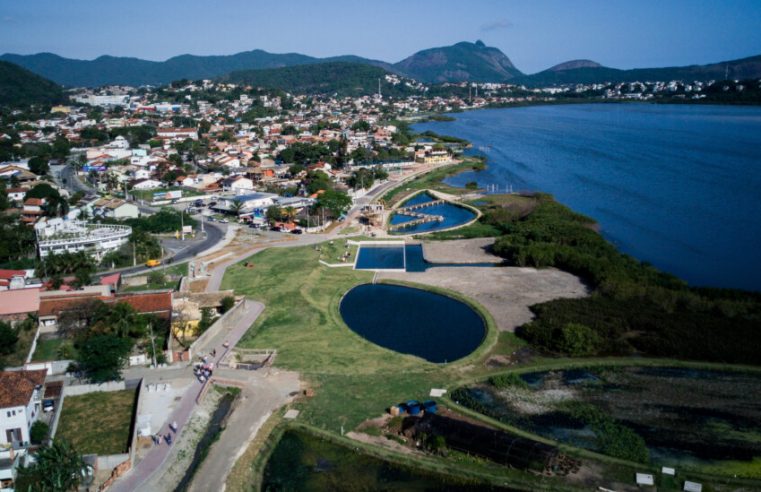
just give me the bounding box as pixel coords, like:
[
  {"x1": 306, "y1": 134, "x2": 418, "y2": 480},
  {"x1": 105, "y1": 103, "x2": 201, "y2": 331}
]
[{"x1": 2, "y1": 0, "x2": 761, "y2": 74}]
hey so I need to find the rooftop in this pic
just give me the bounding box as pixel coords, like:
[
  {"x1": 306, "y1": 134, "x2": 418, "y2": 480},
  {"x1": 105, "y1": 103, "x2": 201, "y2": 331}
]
[{"x1": 0, "y1": 370, "x2": 46, "y2": 409}]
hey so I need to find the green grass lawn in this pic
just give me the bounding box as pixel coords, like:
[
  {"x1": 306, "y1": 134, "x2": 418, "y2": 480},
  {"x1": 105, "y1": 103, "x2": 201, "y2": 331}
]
[
  {"x1": 56, "y1": 389, "x2": 136, "y2": 455},
  {"x1": 32, "y1": 337, "x2": 76, "y2": 362},
  {"x1": 221, "y1": 242, "x2": 498, "y2": 431}
]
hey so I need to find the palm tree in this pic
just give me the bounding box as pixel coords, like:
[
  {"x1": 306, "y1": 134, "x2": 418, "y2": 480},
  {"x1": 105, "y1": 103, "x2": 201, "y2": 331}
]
[
  {"x1": 282, "y1": 206, "x2": 297, "y2": 223},
  {"x1": 16, "y1": 440, "x2": 86, "y2": 492},
  {"x1": 229, "y1": 200, "x2": 244, "y2": 217}
]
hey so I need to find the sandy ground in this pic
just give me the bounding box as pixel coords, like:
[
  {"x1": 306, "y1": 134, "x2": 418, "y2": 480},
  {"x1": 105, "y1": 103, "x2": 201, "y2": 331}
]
[
  {"x1": 421, "y1": 238, "x2": 502, "y2": 264},
  {"x1": 378, "y1": 264, "x2": 588, "y2": 332}
]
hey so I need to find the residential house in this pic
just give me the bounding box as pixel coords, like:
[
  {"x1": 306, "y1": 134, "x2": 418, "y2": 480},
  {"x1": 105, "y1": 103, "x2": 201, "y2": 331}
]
[
  {"x1": 90, "y1": 198, "x2": 139, "y2": 220},
  {"x1": 131, "y1": 178, "x2": 163, "y2": 190},
  {"x1": 0, "y1": 270, "x2": 27, "y2": 291},
  {"x1": 0, "y1": 370, "x2": 46, "y2": 448},
  {"x1": 222, "y1": 175, "x2": 254, "y2": 192},
  {"x1": 0, "y1": 166, "x2": 38, "y2": 184},
  {"x1": 21, "y1": 198, "x2": 45, "y2": 225}
]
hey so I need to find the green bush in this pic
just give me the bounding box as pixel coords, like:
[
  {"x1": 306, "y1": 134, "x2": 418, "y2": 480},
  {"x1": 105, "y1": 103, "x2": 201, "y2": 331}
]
[
  {"x1": 488, "y1": 373, "x2": 528, "y2": 390},
  {"x1": 30, "y1": 421, "x2": 49, "y2": 444},
  {"x1": 220, "y1": 296, "x2": 235, "y2": 314},
  {"x1": 560, "y1": 401, "x2": 649, "y2": 463},
  {"x1": 555, "y1": 323, "x2": 602, "y2": 356}
]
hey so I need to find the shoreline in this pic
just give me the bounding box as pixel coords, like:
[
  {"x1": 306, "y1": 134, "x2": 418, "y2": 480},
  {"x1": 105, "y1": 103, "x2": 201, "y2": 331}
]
[{"x1": 408, "y1": 106, "x2": 761, "y2": 294}]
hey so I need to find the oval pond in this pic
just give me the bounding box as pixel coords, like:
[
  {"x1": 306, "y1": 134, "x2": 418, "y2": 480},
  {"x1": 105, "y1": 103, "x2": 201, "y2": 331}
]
[{"x1": 340, "y1": 283, "x2": 485, "y2": 363}]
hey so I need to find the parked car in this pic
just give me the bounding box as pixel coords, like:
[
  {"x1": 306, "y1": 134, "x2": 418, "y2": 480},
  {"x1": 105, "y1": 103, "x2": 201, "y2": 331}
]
[
  {"x1": 291, "y1": 229, "x2": 303, "y2": 234},
  {"x1": 43, "y1": 399, "x2": 55, "y2": 412},
  {"x1": 194, "y1": 199, "x2": 204, "y2": 207}
]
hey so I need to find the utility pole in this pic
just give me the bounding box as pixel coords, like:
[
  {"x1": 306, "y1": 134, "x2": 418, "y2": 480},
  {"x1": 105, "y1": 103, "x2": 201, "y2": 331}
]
[
  {"x1": 180, "y1": 212, "x2": 184, "y2": 241},
  {"x1": 132, "y1": 241, "x2": 136, "y2": 267}
]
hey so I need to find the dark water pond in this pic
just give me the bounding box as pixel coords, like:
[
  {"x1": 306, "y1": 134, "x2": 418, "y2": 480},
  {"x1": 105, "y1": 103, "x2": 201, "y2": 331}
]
[
  {"x1": 340, "y1": 283, "x2": 485, "y2": 363},
  {"x1": 389, "y1": 192, "x2": 476, "y2": 234},
  {"x1": 262, "y1": 430, "x2": 514, "y2": 491},
  {"x1": 354, "y1": 244, "x2": 405, "y2": 270}
]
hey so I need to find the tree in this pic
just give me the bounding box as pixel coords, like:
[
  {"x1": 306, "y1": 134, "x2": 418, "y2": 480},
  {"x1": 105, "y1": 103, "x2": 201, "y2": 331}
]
[
  {"x1": 15, "y1": 440, "x2": 86, "y2": 492},
  {"x1": 198, "y1": 307, "x2": 215, "y2": 334},
  {"x1": 351, "y1": 120, "x2": 371, "y2": 132},
  {"x1": 75, "y1": 334, "x2": 133, "y2": 383},
  {"x1": 555, "y1": 323, "x2": 602, "y2": 356},
  {"x1": 220, "y1": 296, "x2": 235, "y2": 314},
  {"x1": 0, "y1": 321, "x2": 18, "y2": 355},
  {"x1": 229, "y1": 200, "x2": 244, "y2": 216},
  {"x1": 316, "y1": 189, "x2": 352, "y2": 218},
  {"x1": 30, "y1": 421, "x2": 49, "y2": 445},
  {"x1": 28, "y1": 156, "x2": 49, "y2": 176},
  {"x1": 266, "y1": 205, "x2": 282, "y2": 224}
]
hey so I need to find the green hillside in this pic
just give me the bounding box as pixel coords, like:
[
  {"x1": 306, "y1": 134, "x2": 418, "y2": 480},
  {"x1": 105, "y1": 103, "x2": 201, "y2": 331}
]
[
  {"x1": 0, "y1": 60, "x2": 64, "y2": 107},
  {"x1": 225, "y1": 62, "x2": 415, "y2": 97}
]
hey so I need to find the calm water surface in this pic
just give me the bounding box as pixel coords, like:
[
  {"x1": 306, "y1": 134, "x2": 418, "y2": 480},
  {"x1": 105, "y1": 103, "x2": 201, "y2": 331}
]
[
  {"x1": 414, "y1": 104, "x2": 761, "y2": 291},
  {"x1": 340, "y1": 283, "x2": 485, "y2": 363}
]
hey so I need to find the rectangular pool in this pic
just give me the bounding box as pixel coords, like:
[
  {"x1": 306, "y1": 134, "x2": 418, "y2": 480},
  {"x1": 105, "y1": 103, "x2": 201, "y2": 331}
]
[{"x1": 354, "y1": 243, "x2": 406, "y2": 271}]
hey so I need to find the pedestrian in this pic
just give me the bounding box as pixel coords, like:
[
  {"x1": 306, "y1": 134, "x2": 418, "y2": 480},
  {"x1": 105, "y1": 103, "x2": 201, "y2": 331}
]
[{"x1": 171, "y1": 421, "x2": 178, "y2": 432}]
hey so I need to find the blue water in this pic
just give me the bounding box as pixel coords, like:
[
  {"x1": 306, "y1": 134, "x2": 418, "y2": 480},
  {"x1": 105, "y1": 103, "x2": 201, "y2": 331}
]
[
  {"x1": 414, "y1": 104, "x2": 761, "y2": 291},
  {"x1": 355, "y1": 245, "x2": 405, "y2": 270},
  {"x1": 340, "y1": 283, "x2": 485, "y2": 363},
  {"x1": 389, "y1": 192, "x2": 476, "y2": 235}
]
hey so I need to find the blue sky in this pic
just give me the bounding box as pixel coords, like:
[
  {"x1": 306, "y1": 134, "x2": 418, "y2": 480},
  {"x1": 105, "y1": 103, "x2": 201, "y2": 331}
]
[{"x1": 2, "y1": 0, "x2": 760, "y2": 73}]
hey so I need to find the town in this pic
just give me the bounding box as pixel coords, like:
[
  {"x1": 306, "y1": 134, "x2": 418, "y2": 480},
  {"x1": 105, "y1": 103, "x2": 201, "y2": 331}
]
[{"x1": 2, "y1": 33, "x2": 761, "y2": 492}]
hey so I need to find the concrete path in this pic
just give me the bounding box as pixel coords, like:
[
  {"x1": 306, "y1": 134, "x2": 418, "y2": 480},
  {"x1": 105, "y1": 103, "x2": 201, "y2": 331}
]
[{"x1": 187, "y1": 369, "x2": 300, "y2": 492}]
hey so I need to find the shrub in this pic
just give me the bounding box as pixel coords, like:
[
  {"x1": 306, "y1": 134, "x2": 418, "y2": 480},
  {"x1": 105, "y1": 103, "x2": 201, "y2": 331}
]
[
  {"x1": 30, "y1": 421, "x2": 49, "y2": 444},
  {"x1": 488, "y1": 373, "x2": 528, "y2": 390},
  {"x1": 220, "y1": 296, "x2": 235, "y2": 314},
  {"x1": 555, "y1": 323, "x2": 602, "y2": 356}
]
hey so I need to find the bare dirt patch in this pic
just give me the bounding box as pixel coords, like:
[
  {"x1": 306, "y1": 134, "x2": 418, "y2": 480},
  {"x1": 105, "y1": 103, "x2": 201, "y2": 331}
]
[
  {"x1": 378, "y1": 265, "x2": 588, "y2": 332},
  {"x1": 421, "y1": 237, "x2": 502, "y2": 264}
]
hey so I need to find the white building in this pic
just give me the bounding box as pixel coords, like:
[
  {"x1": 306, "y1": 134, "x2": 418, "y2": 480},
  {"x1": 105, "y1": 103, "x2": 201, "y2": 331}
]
[
  {"x1": 72, "y1": 94, "x2": 130, "y2": 107},
  {"x1": 88, "y1": 198, "x2": 140, "y2": 220},
  {"x1": 35, "y1": 218, "x2": 131, "y2": 261},
  {"x1": 0, "y1": 370, "x2": 46, "y2": 449}
]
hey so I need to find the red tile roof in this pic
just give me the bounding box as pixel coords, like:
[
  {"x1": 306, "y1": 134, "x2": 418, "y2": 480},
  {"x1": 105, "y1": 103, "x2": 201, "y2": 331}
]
[
  {"x1": 110, "y1": 292, "x2": 172, "y2": 317},
  {"x1": 0, "y1": 370, "x2": 46, "y2": 408}
]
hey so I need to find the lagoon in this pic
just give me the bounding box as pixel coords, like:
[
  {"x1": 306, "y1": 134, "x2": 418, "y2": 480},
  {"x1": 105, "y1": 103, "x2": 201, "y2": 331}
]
[{"x1": 414, "y1": 104, "x2": 761, "y2": 291}]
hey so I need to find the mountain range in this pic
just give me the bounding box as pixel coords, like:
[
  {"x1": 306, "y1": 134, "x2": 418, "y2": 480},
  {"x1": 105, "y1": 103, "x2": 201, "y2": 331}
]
[{"x1": 1, "y1": 40, "x2": 761, "y2": 90}]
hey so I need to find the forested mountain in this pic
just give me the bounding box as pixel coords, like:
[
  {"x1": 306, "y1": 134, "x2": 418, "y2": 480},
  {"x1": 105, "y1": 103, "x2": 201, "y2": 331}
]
[
  {"x1": 225, "y1": 62, "x2": 416, "y2": 97},
  {"x1": 3, "y1": 42, "x2": 761, "y2": 88},
  {"x1": 0, "y1": 60, "x2": 64, "y2": 107}
]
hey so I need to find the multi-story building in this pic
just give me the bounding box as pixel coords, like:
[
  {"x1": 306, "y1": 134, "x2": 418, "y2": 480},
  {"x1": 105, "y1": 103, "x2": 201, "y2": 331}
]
[{"x1": 35, "y1": 218, "x2": 131, "y2": 261}]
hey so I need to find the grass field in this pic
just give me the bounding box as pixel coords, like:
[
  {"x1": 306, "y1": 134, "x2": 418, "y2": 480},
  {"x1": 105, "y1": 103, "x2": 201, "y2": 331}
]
[
  {"x1": 32, "y1": 337, "x2": 76, "y2": 362},
  {"x1": 221, "y1": 242, "x2": 498, "y2": 432},
  {"x1": 56, "y1": 389, "x2": 136, "y2": 455}
]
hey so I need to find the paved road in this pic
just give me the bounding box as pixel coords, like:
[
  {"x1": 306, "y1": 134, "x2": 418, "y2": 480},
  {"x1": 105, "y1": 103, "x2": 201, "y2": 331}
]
[{"x1": 109, "y1": 300, "x2": 265, "y2": 492}]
